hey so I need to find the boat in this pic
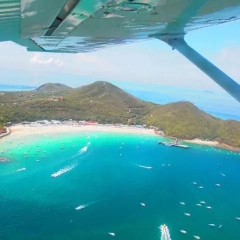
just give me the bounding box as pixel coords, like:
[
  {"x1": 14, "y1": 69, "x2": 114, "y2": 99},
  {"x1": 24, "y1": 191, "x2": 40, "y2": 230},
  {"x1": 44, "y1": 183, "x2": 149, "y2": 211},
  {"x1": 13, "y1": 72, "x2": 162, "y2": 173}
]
[
  {"x1": 140, "y1": 203, "x2": 146, "y2": 207},
  {"x1": 180, "y1": 202, "x2": 185, "y2": 205},
  {"x1": 209, "y1": 224, "x2": 215, "y2": 227},
  {"x1": 108, "y1": 232, "x2": 115, "y2": 236},
  {"x1": 206, "y1": 206, "x2": 212, "y2": 209},
  {"x1": 194, "y1": 235, "x2": 201, "y2": 239},
  {"x1": 184, "y1": 213, "x2": 191, "y2": 216},
  {"x1": 196, "y1": 204, "x2": 202, "y2": 207},
  {"x1": 200, "y1": 201, "x2": 206, "y2": 204},
  {"x1": 215, "y1": 184, "x2": 221, "y2": 187},
  {"x1": 180, "y1": 230, "x2": 187, "y2": 234}
]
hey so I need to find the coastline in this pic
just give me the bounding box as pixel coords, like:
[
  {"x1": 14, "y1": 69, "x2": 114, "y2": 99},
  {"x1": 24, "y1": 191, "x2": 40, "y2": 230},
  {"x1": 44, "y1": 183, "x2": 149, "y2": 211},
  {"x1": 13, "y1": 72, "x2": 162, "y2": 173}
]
[
  {"x1": 3, "y1": 124, "x2": 156, "y2": 139},
  {"x1": 1, "y1": 124, "x2": 240, "y2": 152},
  {"x1": 183, "y1": 138, "x2": 240, "y2": 152}
]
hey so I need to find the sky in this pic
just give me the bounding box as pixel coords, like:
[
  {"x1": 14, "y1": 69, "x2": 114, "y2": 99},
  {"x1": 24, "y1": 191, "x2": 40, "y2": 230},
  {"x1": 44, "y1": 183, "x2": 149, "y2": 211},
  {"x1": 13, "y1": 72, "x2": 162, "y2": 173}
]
[{"x1": 0, "y1": 19, "x2": 240, "y2": 95}]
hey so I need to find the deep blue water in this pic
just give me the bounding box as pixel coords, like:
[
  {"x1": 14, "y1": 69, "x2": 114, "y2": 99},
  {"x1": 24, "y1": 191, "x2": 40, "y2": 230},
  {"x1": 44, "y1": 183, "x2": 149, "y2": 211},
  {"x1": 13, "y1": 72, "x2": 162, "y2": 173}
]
[
  {"x1": 0, "y1": 132, "x2": 240, "y2": 240},
  {"x1": 0, "y1": 84, "x2": 35, "y2": 91}
]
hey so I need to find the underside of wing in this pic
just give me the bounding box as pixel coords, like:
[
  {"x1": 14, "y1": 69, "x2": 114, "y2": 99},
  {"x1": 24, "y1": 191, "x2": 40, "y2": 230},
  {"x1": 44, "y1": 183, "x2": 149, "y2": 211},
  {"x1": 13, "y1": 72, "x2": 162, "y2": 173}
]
[{"x1": 0, "y1": 0, "x2": 240, "y2": 52}]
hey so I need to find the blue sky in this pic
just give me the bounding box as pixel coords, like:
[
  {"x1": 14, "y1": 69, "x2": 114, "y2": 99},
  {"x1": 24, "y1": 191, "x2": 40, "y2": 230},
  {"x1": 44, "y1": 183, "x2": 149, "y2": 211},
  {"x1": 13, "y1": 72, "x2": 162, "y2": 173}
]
[{"x1": 0, "y1": 19, "x2": 239, "y2": 95}]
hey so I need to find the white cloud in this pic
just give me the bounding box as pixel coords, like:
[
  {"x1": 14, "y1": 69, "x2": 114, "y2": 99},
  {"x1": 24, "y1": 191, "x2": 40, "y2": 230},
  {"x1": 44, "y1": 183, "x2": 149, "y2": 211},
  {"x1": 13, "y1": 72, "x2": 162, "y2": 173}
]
[{"x1": 30, "y1": 54, "x2": 64, "y2": 67}]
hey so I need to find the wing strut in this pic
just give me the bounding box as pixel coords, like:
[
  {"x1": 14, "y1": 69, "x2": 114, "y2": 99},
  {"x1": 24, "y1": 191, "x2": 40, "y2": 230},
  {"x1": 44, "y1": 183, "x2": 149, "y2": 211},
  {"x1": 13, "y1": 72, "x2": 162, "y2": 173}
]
[{"x1": 155, "y1": 35, "x2": 240, "y2": 103}]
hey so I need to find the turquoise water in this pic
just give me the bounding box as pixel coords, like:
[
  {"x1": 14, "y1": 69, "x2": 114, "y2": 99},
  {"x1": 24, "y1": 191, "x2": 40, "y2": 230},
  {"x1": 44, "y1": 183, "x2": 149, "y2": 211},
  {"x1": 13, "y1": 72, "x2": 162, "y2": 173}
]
[{"x1": 1, "y1": 132, "x2": 240, "y2": 240}]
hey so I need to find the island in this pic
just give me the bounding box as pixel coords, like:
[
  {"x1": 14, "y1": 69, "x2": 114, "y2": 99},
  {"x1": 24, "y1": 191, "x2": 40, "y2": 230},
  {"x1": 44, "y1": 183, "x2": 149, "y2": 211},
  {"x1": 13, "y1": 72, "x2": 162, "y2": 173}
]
[{"x1": 0, "y1": 81, "x2": 240, "y2": 150}]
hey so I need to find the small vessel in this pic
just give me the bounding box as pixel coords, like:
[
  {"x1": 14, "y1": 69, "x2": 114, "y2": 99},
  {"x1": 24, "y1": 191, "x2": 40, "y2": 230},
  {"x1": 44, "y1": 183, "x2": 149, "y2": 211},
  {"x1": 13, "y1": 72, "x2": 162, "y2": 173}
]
[
  {"x1": 180, "y1": 230, "x2": 187, "y2": 234},
  {"x1": 220, "y1": 172, "x2": 226, "y2": 177},
  {"x1": 194, "y1": 235, "x2": 200, "y2": 239},
  {"x1": 218, "y1": 225, "x2": 223, "y2": 229},
  {"x1": 200, "y1": 201, "x2": 206, "y2": 204},
  {"x1": 140, "y1": 203, "x2": 146, "y2": 207},
  {"x1": 206, "y1": 206, "x2": 212, "y2": 209},
  {"x1": 198, "y1": 186, "x2": 203, "y2": 189},
  {"x1": 180, "y1": 202, "x2": 185, "y2": 205},
  {"x1": 209, "y1": 224, "x2": 215, "y2": 227},
  {"x1": 215, "y1": 184, "x2": 221, "y2": 187},
  {"x1": 236, "y1": 217, "x2": 240, "y2": 220},
  {"x1": 108, "y1": 232, "x2": 115, "y2": 237},
  {"x1": 184, "y1": 213, "x2": 191, "y2": 216},
  {"x1": 192, "y1": 182, "x2": 197, "y2": 185},
  {"x1": 196, "y1": 204, "x2": 202, "y2": 207},
  {"x1": 75, "y1": 205, "x2": 85, "y2": 210}
]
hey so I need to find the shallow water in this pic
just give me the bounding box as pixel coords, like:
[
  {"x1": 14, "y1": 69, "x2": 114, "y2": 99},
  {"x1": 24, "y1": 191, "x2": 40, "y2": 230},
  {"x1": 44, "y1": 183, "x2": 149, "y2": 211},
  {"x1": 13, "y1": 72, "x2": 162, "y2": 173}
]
[{"x1": 0, "y1": 132, "x2": 240, "y2": 240}]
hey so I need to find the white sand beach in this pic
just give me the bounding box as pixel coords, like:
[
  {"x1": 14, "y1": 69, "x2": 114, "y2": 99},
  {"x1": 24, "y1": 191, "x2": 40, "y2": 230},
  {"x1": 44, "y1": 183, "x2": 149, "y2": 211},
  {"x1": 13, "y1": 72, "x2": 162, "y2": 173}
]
[
  {"x1": 1, "y1": 124, "x2": 239, "y2": 152},
  {"x1": 184, "y1": 138, "x2": 219, "y2": 146},
  {"x1": 7, "y1": 124, "x2": 156, "y2": 139}
]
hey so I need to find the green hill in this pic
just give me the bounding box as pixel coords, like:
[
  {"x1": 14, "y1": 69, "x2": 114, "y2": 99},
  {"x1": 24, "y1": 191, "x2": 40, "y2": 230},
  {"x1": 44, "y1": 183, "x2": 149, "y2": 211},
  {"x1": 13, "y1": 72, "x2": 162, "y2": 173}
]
[
  {"x1": 63, "y1": 81, "x2": 150, "y2": 123},
  {"x1": 142, "y1": 101, "x2": 221, "y2": 140},
  {"x1": 0, "y1": 81, "x2": 240, "y2": 148},
  {"x1": 36, "y1": 83, "x2": 72, "y2": 93}
]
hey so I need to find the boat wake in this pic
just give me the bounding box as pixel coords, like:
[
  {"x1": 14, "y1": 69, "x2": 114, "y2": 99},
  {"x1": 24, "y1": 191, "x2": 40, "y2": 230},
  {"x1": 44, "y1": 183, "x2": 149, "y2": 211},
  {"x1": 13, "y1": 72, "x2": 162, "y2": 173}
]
[
  {"x1": 79, "y1": 142, "x2": 91, "y2": 155},
  {"x1": 15, "y1": 168, "x2": 26, "y2": 172},
  {"x1": 75, "y1": 204, "x2": 87, "y2": 210},
  {"x1": 51, "y1": 164, "x2": 76, "y2": 178},
  {"x1": 136, "y1": 164, "x2": 152, "y2": 169},
  {"x1": 75, "y1": 201, "x2": 94, "y2": 210},
  {"x1": 52, "y1": 143, "x2": 91, "y2": 178},
  {"x1": 160, "y1": 224, "x2": 172, "y2": 240}
]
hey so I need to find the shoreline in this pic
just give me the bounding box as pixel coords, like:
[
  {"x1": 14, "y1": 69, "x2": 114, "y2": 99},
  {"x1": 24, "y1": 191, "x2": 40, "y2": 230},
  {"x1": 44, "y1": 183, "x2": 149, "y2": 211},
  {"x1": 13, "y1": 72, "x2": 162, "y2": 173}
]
[
  {"x1": 183, "y1": 139, "x2": 240, "y2": 152},
  {"x1": 1, "y1": 124, "x2": 240, "y2": 152},
  {"x1": 3, "y1": 124, "x2": 156, "y2": 139}
]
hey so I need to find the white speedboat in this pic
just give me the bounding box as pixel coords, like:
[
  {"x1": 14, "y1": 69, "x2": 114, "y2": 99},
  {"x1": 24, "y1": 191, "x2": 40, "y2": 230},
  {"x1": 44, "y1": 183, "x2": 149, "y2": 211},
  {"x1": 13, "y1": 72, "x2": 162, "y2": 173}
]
[
  {"x1": 209, "y1": 224, "x2": 215, "y2": 227},
  {"x1": 194, "y1": 235, "x2": 200, "y2": 239},
  {"x1": 180, "y1": 230, "x2": 187, "y2": 234}
]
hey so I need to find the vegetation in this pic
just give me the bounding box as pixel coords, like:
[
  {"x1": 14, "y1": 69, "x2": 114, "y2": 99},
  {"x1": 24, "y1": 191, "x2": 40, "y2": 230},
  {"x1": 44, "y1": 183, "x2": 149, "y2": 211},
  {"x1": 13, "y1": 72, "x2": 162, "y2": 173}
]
[
  {"x1": 0, "y1": 81, "x2": 240, "y2": 148},
  {"x1": 36, "y1": 83, "x2": 72, "y2": 93}
]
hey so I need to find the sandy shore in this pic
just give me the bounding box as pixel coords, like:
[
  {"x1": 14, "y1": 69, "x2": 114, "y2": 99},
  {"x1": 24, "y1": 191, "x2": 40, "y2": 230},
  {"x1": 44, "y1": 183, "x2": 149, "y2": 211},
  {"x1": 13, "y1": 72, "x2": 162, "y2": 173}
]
[
  {"x1": 1, "y1": 125, "x2": 240, "y2": 152},
  {"x1": 184, "y1": 138, "x2": 240, "y2": 152},
  {"x1": 184, "y1": 139, "x2": 219, "y2": 146},
  {"x1": 6, "y1": 124, "x2": 156, "y2": 139}
]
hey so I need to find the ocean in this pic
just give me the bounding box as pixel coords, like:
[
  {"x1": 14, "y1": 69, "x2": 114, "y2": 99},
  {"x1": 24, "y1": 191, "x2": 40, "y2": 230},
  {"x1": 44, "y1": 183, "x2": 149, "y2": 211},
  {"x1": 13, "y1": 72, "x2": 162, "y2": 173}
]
[{"x1": 0, "y1": 132, "x2": 240, "y2": 240}]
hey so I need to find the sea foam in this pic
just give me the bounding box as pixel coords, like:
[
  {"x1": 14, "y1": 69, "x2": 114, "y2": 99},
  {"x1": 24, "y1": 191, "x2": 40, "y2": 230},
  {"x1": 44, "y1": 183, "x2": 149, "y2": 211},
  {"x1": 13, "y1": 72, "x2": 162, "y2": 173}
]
[{"x1": 51, "y1": 164, "x2": 76, "y2": 178}]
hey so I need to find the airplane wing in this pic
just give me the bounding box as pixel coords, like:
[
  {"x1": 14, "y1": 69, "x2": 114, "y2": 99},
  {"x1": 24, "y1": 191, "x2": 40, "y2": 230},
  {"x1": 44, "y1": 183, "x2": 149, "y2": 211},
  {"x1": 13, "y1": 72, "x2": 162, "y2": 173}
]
[
  {"x1": 0, "y1": 0, "x2": 240, "y2": 102},
  {"x1": 1, "y1": 0, "x2": 240, "y2": 53}
]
